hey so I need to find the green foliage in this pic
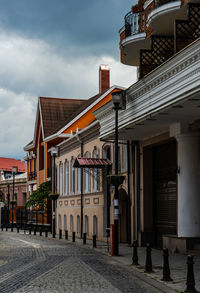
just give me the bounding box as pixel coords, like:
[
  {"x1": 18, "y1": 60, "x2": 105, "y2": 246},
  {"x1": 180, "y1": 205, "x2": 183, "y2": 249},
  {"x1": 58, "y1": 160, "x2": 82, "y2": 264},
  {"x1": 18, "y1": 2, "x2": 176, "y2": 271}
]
[{"x1": 25, "y1": 181, "x2": 52, "y2": 208}]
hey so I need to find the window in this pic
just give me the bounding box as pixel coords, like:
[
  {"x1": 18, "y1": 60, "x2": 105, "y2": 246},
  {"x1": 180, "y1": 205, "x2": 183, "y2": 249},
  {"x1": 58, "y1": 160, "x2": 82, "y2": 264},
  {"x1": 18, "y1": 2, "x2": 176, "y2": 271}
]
[
  {"x1": 58, "y1": 214, "x2": 62, "y2": 230},
  {"x1": 39, "y1": 145, "x2": 44, "y2": 170},
  {"x1": 77, "y1": 215, "x2": 80, "y2": 233},
  {"x1": 59, "y1": 162, "x2": 63, "y2": 196},
  {"x1": 64, "y1": 215, "x2": 67, "y2": 231},
  {"x1": 77, "y1": 155, "x2": 81, "y2": 194},
  {"x1": 122, "y1": 143, "x2": 128, "y2": 172},
  {"x1": 93, "y1": 215, "x2": 98, "y2": 236},
  {"x1": 71, "y1": 158, "x2": 75, "y2": 194},
  {"x1": 93, "y1": 148, "x2": 100, "y2": 191},
  {"x1": 85, "y1": 215, "x2": 89, "y2": 234},
  {"x1": 70, "y1": 215, "x2": 73, "y2": 231},
  {"x1": 84, "y1": 152, "x2": 90, "y2": 193},
  {"x1": 64, "y1": 160, "x2": 69, "y2": 195}
]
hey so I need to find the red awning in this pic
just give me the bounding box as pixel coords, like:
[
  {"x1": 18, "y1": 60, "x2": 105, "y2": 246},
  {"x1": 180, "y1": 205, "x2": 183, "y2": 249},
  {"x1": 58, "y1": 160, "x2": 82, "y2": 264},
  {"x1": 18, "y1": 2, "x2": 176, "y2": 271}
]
[{"x1": 74, "y1": 157, "x2": 112, "y2": 168}]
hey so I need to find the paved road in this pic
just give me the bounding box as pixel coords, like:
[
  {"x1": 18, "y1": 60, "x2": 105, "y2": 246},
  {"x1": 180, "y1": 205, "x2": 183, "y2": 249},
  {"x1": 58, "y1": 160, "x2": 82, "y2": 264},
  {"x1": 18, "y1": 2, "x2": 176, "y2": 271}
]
[{"x1": 0, "y1": 231, "x2": 169, "y2": 293}]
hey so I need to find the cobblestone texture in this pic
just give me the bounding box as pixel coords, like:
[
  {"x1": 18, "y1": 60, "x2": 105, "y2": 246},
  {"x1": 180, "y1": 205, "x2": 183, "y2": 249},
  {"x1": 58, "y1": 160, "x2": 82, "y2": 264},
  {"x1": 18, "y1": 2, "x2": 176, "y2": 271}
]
[{"x1": 0, "y1": 231, "x2": 170, "y2": 293}]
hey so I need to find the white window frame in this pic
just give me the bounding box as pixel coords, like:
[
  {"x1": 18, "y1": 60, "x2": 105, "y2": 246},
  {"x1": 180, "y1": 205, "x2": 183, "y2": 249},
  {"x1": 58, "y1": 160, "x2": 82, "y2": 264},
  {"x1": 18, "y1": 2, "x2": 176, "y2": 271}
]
[
  {"x1": 64, "y1": 160, "x2": 69, "y2": 195},
  {"x1": 59, "y1": 162, "x2": 63, "y2": 196}
]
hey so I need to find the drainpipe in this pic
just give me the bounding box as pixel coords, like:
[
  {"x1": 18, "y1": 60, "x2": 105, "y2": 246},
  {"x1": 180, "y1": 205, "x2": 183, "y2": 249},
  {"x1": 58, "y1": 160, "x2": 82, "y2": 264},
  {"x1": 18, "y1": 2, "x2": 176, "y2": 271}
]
[
  {"x1": 127, "y1": 141, "x2": 131, "y2": 244},
  {"x1": 133, "y1": 141, "x2": 140, "y2": 242},
  {"x1": 76, "y1": 134, "x2": 84, "y2": 239}
]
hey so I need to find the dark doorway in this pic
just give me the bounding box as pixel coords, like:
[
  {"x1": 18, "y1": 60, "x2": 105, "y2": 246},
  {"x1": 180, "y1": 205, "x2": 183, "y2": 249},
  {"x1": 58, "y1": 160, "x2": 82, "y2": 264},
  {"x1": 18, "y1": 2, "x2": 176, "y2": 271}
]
[{"x1": 153, "y1": 140, "x2": 177, "y2": 247}]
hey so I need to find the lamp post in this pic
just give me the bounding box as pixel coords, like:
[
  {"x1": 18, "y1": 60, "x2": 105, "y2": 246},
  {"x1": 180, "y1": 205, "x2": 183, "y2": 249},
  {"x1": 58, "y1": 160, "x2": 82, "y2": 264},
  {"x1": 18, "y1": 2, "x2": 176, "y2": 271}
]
[
  {"x1": 7, "y1": 183, "x2": 10, "y2": 227},
  {"x1": 50, "y1": 147, "x2": 58, "y2": 238},
  {"x1": 112, "y1": 90, "x2": 124, "y2": 256},
  {"x1": 11, "y1": 166, "x2": 18, "y2": 230}
]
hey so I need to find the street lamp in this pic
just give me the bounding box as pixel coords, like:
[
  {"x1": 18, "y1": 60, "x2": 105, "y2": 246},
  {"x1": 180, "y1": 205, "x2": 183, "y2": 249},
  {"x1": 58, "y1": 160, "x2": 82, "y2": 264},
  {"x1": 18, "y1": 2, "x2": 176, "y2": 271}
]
[
  {"x1": 112, "y1": 90, "x2": 124, "y2": 256},
  {"x1": 11, "y1": 166, "x2": 18, "y2": 231},
  {"x1": 50, "y1": 146, "x2": 58, "y2": 238},
  {"x1": 7, "y1": 183, "x2": 10, "y2": 227}
]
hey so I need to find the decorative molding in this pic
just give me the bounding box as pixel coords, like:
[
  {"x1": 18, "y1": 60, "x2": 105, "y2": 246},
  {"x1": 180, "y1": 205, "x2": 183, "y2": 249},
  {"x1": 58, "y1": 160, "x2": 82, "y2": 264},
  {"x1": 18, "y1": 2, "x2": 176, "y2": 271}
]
[
  {"x1": 85, "y1": 198, "x2": 90, "y2": 204},
  {"x1": 95, "y1": 39, "x2": 200, "y2": 140},
  {"x1": 64, "y1": 200, "x2": 68, "y2": 206},
  {"x1": 70, "y1": 200, "x2": 75, "y2": 206},
  {"x1": 93, "y1": 198, "x2": 99, "y2": 204}
]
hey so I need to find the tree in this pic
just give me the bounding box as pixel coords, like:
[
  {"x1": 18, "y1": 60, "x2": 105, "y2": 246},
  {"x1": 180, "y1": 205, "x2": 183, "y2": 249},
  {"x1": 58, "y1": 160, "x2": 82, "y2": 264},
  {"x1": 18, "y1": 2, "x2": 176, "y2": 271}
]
[{"x1": 25, "y1": 181, "x2": 51, "y2": 209}]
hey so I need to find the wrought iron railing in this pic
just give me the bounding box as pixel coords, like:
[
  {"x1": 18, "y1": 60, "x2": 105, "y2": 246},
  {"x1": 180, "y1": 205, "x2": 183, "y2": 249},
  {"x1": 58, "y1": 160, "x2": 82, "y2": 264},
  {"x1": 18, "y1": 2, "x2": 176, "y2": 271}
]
[{"x1": 125, "y1": 11, "x2": 145, "y2": 38}]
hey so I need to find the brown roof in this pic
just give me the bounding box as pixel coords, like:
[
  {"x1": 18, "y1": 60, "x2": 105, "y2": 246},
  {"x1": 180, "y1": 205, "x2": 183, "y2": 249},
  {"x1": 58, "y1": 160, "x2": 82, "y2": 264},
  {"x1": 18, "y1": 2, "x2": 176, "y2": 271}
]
[
  {"x1": 53, "y1": 92, "x2": 105, "y2": 134},
  {"x1": 39, "y1": 97, "x2": 85, "y2": 138}
]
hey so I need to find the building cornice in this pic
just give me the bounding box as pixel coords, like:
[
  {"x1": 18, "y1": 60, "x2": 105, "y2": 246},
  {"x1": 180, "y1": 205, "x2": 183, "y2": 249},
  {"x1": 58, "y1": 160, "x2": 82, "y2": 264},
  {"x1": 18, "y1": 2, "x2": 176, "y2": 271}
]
[{"x1": 95, "y1": 39, "x2": 200, "y2": 139}]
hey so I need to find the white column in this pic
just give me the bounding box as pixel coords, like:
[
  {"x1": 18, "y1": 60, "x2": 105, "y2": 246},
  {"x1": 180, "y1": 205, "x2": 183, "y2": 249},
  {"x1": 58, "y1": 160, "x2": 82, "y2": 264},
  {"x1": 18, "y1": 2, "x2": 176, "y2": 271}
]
[{"x1": 177, "y1": 133, "x2": 200, "y2": 237}]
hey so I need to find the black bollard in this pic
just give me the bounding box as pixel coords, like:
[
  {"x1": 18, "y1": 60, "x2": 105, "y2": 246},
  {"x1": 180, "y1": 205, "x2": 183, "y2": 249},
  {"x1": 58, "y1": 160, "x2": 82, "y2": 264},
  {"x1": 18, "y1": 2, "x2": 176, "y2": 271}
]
[
  {"x1": 83, "y1": 232, "x2": 87, "y2": 245},
  {"x1": 162, "y1": 248, "x2": 172, "y2": 281},
  {"x1": 39, "y1": 228, "x2": 42, "y2": 236},
  {"x1": 185, "y1": 255, "x2": 197, "y2": 292},
  {"x1": 29, "y1": 227, "x2": 31, "y2": 235},
  {"x1": 65, "y1": 230, "x2": 68, "y2": 240},
  {"x1": 132, "y1": 240, "x2": 139, "y2": 265},
  {"x1": 45, "y1": 228, "x2": 48, "y2": 237},
  {"x1": 6, "y1": 226, "x2": 8, "y2": 232},
  {"x1": 72, "y1": 232, "x2": 75, "y2": 242},
  {"x1": 11, "y1": 226, "x2": 13, "y2": 232},
  {"x1": 24, "y1": 224, "x2": 26, "y2": 234},
  {"x1": 93, "y1": 234, "x2": 96, "y2": 248},
  {"x1": 1, "y1": 225, "x2": 3, "y2": 231},
  {"x1": 17, "y1": 225, "x2": 19, "y2": 233},
  {"x1": 34, "y1": 227, "x2": 37, "y2": 235},
  {"x1": 59, "y1": 229, "x2": 62, "y2": 239},
  {"x1": 145, "y1": 243, "x2": 153, "y2": 273}
]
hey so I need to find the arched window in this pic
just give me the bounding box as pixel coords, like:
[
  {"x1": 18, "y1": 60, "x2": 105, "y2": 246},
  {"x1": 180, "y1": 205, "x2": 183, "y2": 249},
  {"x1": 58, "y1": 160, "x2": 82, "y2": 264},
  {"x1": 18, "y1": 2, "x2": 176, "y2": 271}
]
[
  {"x1": 77, "y1": 155, "x2": 81, "y2": 194},
  {"x1": 58, "y1": 214, "x2": 62, "y2": 230},
  {"x1": 77, "y1": 215, "x2": 80, "y2": 233},
  {"x1": 71, "y1": 158, "x2": 75, "y2": 194},
  {"x1": 64, "y1": 160, "x2": 69, "y2": 195},
  {"x1": 70, "y1": 215, "x2": 73, "y2": 232},
  {"x1": 85, "y1": 215, "x2": 89, "y2": 235},
  {"x1": 59, "y1": 162, "x2": 63, "y2": 196},
  {"x1": 93, "y1": 147, "x2": 100, "y2": 191},
  {"x1": 93, "y1": 215, "x2": 98, "y2": 236},
  {"x1": 84, "y1": 152, "x2": 90, "y2": 193},
  {"x1": 64, "y1": 214, "x2": 67, "y2": 231}
]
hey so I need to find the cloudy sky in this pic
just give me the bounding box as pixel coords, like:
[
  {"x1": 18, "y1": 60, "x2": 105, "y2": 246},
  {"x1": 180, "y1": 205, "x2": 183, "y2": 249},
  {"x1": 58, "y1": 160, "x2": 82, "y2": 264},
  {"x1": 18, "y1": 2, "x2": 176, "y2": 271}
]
[{"x1": 0, "y1": 0, "x2": 137, "y2": 159}]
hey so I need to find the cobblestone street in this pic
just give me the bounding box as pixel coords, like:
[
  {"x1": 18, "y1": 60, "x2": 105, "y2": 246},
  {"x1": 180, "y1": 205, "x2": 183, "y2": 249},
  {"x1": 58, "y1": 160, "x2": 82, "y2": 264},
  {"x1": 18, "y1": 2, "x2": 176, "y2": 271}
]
[{"x1": 0, "y1": 231, "x2": 171, "y2": 293}]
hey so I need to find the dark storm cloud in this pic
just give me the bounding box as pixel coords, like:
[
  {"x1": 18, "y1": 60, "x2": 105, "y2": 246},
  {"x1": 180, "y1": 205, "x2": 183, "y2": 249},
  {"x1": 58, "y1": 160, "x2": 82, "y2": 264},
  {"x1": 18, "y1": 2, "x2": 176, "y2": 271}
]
[{"x1": 0, "y1": 0, "x2": 135, "y2": 57}]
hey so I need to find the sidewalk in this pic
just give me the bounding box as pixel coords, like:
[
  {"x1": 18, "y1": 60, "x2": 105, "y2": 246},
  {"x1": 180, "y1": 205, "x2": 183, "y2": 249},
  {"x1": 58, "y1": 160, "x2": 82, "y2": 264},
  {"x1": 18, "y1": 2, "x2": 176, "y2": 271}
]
[{"x1": 71, "y1": 236, "x2": 200, "y2": 292}]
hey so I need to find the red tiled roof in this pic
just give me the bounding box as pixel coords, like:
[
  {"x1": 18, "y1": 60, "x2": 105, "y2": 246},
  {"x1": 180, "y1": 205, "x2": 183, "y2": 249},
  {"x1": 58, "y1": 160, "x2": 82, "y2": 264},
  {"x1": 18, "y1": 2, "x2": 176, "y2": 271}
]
[
  {"x1": 0, "y1": 158, "x2": 26, "y2": 172},
  {"x1": 74, "y1": 157, "x2": 112, "y2": 168}
]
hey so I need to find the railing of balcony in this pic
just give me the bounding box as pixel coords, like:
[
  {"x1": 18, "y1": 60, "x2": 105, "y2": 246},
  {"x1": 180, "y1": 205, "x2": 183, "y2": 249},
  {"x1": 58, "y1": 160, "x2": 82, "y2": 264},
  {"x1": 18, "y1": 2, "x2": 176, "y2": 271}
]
[
  {"x1": 125, "y1": 11, "x2": 145, "y2": 38},
  {"x1": 28, "y1": 171, "x2": 37, "y2": 181},
  {"x1": 154, "y1": 0, "x2": 178, "y2": 8}
]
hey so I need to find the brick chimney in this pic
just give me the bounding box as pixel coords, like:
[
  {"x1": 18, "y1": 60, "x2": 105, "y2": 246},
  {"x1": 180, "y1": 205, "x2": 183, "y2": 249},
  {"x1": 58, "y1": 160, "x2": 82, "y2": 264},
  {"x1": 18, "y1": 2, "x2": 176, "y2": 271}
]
[{"x1": 99, "y1": 65, "x2": 110, "y2": 93}]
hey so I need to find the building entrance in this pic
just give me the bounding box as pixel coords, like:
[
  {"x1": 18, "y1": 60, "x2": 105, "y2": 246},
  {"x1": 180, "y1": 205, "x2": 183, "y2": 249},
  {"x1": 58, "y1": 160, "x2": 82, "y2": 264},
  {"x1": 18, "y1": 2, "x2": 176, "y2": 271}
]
[{"x1": 153, "y1": 140, "x2": 177, "y2": 247}]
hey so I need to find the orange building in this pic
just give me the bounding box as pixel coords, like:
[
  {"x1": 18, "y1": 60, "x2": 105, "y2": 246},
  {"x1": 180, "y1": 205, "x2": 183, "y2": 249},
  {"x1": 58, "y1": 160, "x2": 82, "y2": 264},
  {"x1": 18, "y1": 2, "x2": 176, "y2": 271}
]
[{"x1": 24, "y1": 65, "x2": 124, "y2": 226}]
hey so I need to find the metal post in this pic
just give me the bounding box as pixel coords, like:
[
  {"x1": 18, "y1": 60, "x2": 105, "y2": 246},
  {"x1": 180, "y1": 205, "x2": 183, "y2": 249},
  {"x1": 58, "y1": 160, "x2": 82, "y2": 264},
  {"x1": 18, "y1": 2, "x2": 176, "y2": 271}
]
[
  {"x1": 162, "y1": 248, "x2": 172, "y2": 281},
  {"x1": 7, "y1": 184, "x2": 10, "y2": 227},
  {"x1": 52, "y1": 154, "x2": 56, "y2": 238},
  {"x1": 145, "y1": 243, "x2": 153, "y2": 273},
  {"x1": 39, "y1": 227, "x2": 42, "y2": 236},
  {"x1": 34, "y1": 227, "x2": 37, "y2": 235},
  {"x1": 114, "y1": 104, "x2": 119, "y2": 256},
  {"x1": 83, "y1": 232, "x2": 86, "y2": 244},
  {"x1": 132, "y1": 240, "x2": 139, "y2": 265},
  {"x1": 185, "y1": 255, "x2": 196, "y2": 292},
  {"x1": 93, "y1": 234, "x2": 96, "y2": 248},
  {"x1": 11, "y1": 202, "x2": 14, "y2": 231},
  {"x1": 65, "y1": 230, "x2": 68, "y2": 240},
  {"x1": 45, "y1": 228, "x2": 48, "y2": 237},
  {"x1": 72, "y1": 231, "x2": 75, "y2": 242},
  {"x1": 17, "y1": 225, "x2": 19, "y2": 233},
  {"x1": 59, "y1": 229, "x2": 62, "y2": 239},
  {"x1": 29, "y1": 226, "x2": 31, "y2": 235}
]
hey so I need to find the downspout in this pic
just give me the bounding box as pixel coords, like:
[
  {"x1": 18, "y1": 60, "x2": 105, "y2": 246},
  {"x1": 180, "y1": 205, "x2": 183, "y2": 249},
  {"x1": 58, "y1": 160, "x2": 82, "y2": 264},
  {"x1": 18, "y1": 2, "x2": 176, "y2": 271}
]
[
  {"x1": 133, "y1": 141, "x2": 140, "y2": 242},
  {"x1": 76, "y1": 134, "x2": 84, "y2": 239},
  {"x1": 127, "y1": 141, "x2": 131, "y2": 244}
]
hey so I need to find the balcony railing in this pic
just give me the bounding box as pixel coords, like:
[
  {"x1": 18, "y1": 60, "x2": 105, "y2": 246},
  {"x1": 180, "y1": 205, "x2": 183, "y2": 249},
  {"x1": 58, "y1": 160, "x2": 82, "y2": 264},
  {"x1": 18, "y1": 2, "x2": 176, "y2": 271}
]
[
  {"x1": 29, "y1": 171, "x2": 37, "y2": 181},
  {"x1": 154, "y1": 0, "x2": 178, "y2": 8},
  {"x1": 125, "y1": 11, "x2": 145, "y2": 38}
]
